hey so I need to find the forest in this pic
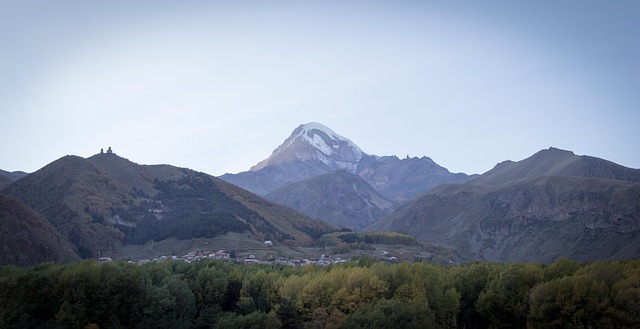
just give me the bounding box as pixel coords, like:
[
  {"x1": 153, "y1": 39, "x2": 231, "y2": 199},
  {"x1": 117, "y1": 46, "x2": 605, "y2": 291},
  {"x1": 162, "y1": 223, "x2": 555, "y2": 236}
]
[
  {"x1": 1, "y1": 258, "x2": 638, "y2": 329},
  {"x1": 116, "y1": 174, "x2": 271, "y2": 245}
]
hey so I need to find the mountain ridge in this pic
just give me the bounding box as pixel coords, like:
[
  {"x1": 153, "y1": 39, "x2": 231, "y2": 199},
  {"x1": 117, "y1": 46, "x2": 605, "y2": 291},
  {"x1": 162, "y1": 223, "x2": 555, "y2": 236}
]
[
  {"x1": 469, "y1": 147, "x2": 640, "y2": 186},
  {"x1": 369, "y1": 148, "x2": 640, "y2": 262},
  {"x1": 2, "y1": 152, "x2": 335, "y2": 263},
  {"x1": 221, "y1": 123, "x2": 469, "y2": 198},
  {"x1": 220, "y1": 122, "x2": 470, "y2": 230}
]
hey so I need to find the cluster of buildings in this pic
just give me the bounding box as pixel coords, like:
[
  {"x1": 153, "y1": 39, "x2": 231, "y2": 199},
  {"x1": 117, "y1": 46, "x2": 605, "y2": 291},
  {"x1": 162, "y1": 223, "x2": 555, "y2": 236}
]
[
  {"x1": 135, "y1": 250, "x2": 232, "y2": 265},
  {"x1": 241, "y1": 254, "x2": 348, "y2": 266},
  {"x1": 106, "y1": 250, "x2": 355, "y2": 267}
]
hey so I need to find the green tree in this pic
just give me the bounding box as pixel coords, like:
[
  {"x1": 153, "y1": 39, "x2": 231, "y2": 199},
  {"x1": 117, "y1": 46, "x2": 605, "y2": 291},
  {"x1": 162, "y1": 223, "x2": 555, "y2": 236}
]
[
  {"x1": 476, "y1": 262, "x2": 543, "y2": 328},
  {"x1": 338, "y1": 298, "x2": 435, "y2": 329}
]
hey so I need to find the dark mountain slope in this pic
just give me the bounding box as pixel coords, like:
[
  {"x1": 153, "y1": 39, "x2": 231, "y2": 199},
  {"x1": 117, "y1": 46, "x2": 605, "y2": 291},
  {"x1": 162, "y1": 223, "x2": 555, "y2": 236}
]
[
  {"x1": 469, "y1": 147, "x2": 640, "y2": 186},
  {"x1": 371, "y1": 176, "x2": 640, "y2": 262},
  {"x1": 3, "y1": 153, "x2": 335, "y2": 260},
  {"x1": 3, "y1": 155, "x2": 135, "y2": 258},
  {"x1": 0, "y1": 175, "x2": 11, "y2": 190},
  {"x1": 214, "y1": 177, "x2": 336, "y2": 245},
  {"x1": 0, "y1": 169, "x2": 29, "y2": 189},
  {"x1": 0, "y1": 169, "x2": 29, "y2": 182},
  {"x1": 266, "y1": 170, "x2": 397, "y2": 231},
  {"x1": 369, "y1": 149, "x2": 640, "y2": 262},
  {"x1": 357, "y1": 155, "x2": 470, "y2": 201},
  {"x1": 0, "y1": 195, "x2": 80, "y2": 266}
]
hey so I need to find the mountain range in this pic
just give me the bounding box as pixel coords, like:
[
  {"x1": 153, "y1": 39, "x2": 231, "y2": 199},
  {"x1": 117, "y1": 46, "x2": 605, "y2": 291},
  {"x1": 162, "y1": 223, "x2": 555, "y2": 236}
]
[
  {"x1": 220, "y1": 124, "x2": 639, "y2": 262},
  {"x1": 2, "y1": 123, "x2": 639, "y2": 265},
  {"x1": 220, "y1": 122, "x2": 469, "y2": 230},
  {"x1": 1, "y1": 152, "x2": 334, "y2": 263},
  {"x1": 220, "y1": 123, "x2": 470, "y2": 201},
  {"x1": 369, "y1": 148, "x2": 640, "y2": 262}
]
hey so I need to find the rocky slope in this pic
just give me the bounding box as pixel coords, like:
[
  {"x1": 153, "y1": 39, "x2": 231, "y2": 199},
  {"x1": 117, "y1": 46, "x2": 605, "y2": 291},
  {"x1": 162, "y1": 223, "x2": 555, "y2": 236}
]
[
  {"x1": 356, "y1": 155, "x2": 470, "y2": 201},
  {"x1": 369, "y1": 148, "x2": 640, "y2": 262},
  {"x1": 265, "y1": 170, "x2": 397, "y2": 231}
]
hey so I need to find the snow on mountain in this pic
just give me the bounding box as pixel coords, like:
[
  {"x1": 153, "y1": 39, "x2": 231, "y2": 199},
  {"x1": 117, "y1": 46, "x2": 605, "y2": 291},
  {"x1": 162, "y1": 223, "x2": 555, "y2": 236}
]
[
  {"x1": 220, "y1": 122, "x2": 469, "y2": 201},
  {"x1": 251, "y1": 122, "x2": 365, "y2": 173},
  {"x1": 293, "y1": 122, "x2": 363, "y2": 157}
]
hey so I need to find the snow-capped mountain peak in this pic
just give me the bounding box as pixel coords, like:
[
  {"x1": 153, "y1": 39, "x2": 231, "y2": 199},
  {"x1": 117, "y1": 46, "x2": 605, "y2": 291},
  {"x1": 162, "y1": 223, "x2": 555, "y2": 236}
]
[
  {"x1": 289, "y1": 122, "x2": 363, "y2": 158},
  {"x1": 250, "y1": 122, "x2": 366, "y2": 173}
]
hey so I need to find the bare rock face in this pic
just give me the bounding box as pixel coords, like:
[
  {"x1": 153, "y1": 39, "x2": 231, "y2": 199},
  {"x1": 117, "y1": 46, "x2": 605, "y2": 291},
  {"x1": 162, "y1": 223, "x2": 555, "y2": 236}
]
[
  {"x1": 370, "y1": 148, "x2": 640, "y2": 262},
  {"x1": 356, "y1": 155, "x2": 470, "y2": 201},
  {"x1": 265, "y1": 170, "x2": 397, "y2": 231}
]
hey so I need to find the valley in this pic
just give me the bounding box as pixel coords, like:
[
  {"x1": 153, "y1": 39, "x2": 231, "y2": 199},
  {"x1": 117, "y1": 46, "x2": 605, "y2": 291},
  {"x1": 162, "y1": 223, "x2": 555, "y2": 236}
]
[
  {"x1": 1, "y1": 123, "x2": 639, "y2": 267},
  {"x1": 110, "y1": 232, "x2": 456, "y2": 266}
]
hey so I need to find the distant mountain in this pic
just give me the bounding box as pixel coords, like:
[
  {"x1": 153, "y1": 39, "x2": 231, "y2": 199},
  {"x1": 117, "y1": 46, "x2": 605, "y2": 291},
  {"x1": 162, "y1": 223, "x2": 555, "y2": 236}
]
[
  {"x1": 2, "y1": 153, "x2": 335, "y2": 261},
  {"x1": 221, "y1": 122, "x2": 366, "y2": 194},
  {"x1": 253, "y1": 122, "x2": 365, "y2": 173},
  {"x1": 265, "y1": 170, "x2": 397, "y2": 231},
  {"x1": 0, "y1": 175, "x2": 11, "y2": 190},
  {"x1": 221, "y1": 122, "x2": 469, "y2": 201},
  {"x1": 369, "y1": 148, "x2": 640, "y2": 262},
  {"x1": 0, "y1": 169, "x2": 29, "y2": 189},
  {"x1": 469, "y1": 147, "x2": 640, "y2": 185},
  {"x1": 0, "y1": 169, "x2": 29, "y2": 182},
  {"x1": 356, "y1": 155, "x2": 471, "y2": 201},
  {"x1": 0, "y1": 195, "x2": 80, "y2": 266}
]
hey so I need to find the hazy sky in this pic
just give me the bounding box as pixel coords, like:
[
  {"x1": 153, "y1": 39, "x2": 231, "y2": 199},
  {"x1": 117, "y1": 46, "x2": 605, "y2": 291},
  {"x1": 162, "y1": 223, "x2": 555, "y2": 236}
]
[{"x1": 1, "y1": 1, "x2": 639, "y2": 176}]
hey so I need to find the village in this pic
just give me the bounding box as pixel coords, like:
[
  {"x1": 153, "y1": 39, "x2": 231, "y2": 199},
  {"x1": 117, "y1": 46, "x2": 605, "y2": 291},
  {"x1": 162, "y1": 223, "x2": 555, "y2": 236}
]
[
  {"x1": 101, "y1": 232, "x2": 445, "y2": 266},
  {"x1": 99, "y1": 249, "x2": 353, "y2": 267}
]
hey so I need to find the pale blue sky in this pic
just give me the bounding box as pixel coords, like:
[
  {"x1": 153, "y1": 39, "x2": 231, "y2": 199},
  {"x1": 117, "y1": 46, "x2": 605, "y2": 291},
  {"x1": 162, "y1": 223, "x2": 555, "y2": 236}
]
[{"x1": 1, "y1": 1, "x2": 639, "y2": 175}]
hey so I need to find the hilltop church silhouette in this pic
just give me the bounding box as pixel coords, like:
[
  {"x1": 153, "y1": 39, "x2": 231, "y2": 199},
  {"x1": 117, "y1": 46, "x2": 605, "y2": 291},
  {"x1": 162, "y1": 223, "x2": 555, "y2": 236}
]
[{"x1": 99, "y1": 147, "x2": 114, "y2": 155}]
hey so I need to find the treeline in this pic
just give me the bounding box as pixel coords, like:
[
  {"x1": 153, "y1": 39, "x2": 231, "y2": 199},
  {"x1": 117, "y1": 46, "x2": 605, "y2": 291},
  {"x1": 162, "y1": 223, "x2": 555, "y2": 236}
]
[
  {"x1": 316, "y1": 232, "x2": 422, "y2": 256},
  {"x1": 1, "y1": 258, "x2": 639, "y2": 329},
  {"x1": 318, "y1": 232, "x2": 418, "y2": 246}
]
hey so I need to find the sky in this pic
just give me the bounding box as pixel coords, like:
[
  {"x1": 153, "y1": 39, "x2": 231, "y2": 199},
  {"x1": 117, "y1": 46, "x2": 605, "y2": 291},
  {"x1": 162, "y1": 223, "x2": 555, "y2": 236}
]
[{"x1": 1, "y1": 1, "x2": 639, "y2": 176}]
